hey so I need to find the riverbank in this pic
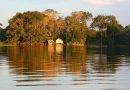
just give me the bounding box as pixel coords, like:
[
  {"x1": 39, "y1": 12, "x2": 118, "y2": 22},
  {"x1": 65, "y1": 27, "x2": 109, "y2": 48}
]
[
  {"x1": 0, "y1": 42, "x2": 9, "y2": 46},
  {"x1": 0, "y1": 42, "x2": 86, "y2": 47},
  {"x1": 0, "y1": 42, "x2": 19, "y2": 46},
  {"x1": 1, "y1": 41, "x2": 130, "y2": 47}
]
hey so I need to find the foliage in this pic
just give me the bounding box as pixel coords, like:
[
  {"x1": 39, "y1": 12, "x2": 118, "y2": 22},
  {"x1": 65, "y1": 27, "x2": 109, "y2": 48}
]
[
  {"x1": 0, "y1": 9, "x2": 130, "y2": 46},
  {"x1": 0, "y1": 25, "x2": 6, "y2": 41},
  {"x1": 107, "y1": 24, "x2": 124, "y2": 45},
  {"x1": 125, "y1": 25, "x2": 130, "y2": 31},
  {"x1": 91, "y1": 15, "x2": 118, "y2": 30},
  {"x1": 90, "y1": 15, "x2": 124, "y2": 46},
  {"x1": 64, "y1": 11, "x2": 92, "y2": 44},
  {"x1": 117, "y1": 25, "x2": 130, "y2": 45}
]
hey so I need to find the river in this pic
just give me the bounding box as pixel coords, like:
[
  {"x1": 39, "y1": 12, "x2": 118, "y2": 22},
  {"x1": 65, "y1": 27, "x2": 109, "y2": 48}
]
[{"x1": 0, "y1": 45, "x2": 130, "y2": 90}]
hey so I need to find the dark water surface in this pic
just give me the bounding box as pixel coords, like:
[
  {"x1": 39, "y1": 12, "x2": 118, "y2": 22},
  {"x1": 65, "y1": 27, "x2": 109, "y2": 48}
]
[{"x1": 0, "y1": 45, "x2": 130, "y2": 90}]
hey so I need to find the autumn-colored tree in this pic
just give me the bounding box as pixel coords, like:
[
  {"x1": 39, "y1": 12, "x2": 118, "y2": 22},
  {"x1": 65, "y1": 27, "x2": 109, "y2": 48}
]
[
  {"x1": 42, "y1": 9, "x2": 58, "y2": 19},
  {"x1": 6, "y1": 11, "x2": 49, "y2": 44},
  {"x1": 42, "y1": 9, "x2": 64, "y2": 40},
  {"x1": 65, "y1": 11, "x2": 92, "y2": 44},
  {"x1": 4, "y1": 9, "x2": 130, "y2": 46}
]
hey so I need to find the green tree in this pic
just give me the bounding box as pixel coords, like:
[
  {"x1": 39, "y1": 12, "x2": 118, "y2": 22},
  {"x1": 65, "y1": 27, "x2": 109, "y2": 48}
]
[
  {"x1": 91, "y1": 15, "x2": 119, "y2": 45},
  {"x1": 0, "y1": 24, "x2": 3, "y2": 41},
  {"x1": 125, "y1": 25, "x2": 130, "y2": 31},
  {"x1": 117, "y1": 25, "x2": 130, "y2": 45},
  {"x1": 91, "y1": 15, "x2": 118, "y2": 30},
  {"x1": 0, "y1": 23, "x2": 6, "y2": 41},
  {"x1": 107, "y1": 24, "x2": 124, "y2": 46},
  {"x1": 86, "y1": 29, "x2": 98, "y2": 45}
]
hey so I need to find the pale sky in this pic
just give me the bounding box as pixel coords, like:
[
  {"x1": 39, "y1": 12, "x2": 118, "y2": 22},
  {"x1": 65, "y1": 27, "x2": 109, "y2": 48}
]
[{"x1": 0, "y1": 0, "x2": 130, "y2": 28}]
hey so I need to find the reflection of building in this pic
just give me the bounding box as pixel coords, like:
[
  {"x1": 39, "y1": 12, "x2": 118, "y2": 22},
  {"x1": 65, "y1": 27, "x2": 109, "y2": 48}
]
[
  {"x1": 56, "y1": 44, "x2": 63, "y2": 61},
  {"x1": 48, "y1": 45, "x2": 55, "y2": 62},
  {"x1": 55, "y1": 38, "x2": 63, "y2": 58},
  {"x1": 56, "y1": 44, "x2": 63, "y2": 53}
]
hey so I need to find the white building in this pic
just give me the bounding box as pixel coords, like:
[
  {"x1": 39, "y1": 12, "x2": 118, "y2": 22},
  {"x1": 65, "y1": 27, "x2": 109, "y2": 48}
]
[{"x1": 56, "y1": 38, "x2": 63, "y2": 44}]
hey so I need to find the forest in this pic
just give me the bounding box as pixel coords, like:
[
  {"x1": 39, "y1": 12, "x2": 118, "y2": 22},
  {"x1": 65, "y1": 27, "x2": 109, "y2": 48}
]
[{"x1": 0, "y1": 9, "x2": 130, "y2": 46}]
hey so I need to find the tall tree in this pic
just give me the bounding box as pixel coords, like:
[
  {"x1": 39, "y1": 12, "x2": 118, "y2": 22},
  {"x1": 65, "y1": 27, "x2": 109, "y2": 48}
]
[
  {"x1": 0, "y1": 24, "x2": 2, "y2": 41},
  {"x1": 42, "y1": 9, "x2": 58, "y2": 19},
  {"x1": 71, "y1": 11, "x2": 92, "y2": 26},
  {"x1": 125, "y1": 25, "x2": 130, "y2": 31},
  {"x1": 65, "y1": 11, "x2": 92, "y2": 44},
  {"x1": 6, "y1": 11, "x2": 49, "y2": 44},
  {"x1": 107, "y1": 24, "x2": 124, "y2": 46},
  {"x1": 91, "y1": 15, "x2": 119, "y2": 46},
  {"x1": 6, "y1": 9, "x2": 64, "y2": 44},
  {"x1": 91, "y1": 15, "x2": 118, "y2": 30},
  {"x1": 42, "y1": 9, "x2": 62, "y2": 40}
]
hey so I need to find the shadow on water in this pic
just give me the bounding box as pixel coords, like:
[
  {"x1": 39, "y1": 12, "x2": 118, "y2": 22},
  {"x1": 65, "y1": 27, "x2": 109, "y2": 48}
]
[
  {"x1": 86, "y1": 46, "x2": 130, "y2": 73},
  {"x1": 0, "y1": 46, "x2": 8, "y2": 56}
]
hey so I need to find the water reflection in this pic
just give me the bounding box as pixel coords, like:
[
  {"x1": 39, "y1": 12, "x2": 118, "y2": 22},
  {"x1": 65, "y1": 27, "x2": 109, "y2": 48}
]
[
  {"x1": 65, "y1": 46, "x2": 87, "y2": 74},
  {"x1": 8, "y1": 46, "x2": 63, "y2": 77},
  {"x1": 8, "y1": 46, "x2": 88, "y2": 76},
  {"x1": 0, "y1": 46, "x2": 130, "y2": 90}
]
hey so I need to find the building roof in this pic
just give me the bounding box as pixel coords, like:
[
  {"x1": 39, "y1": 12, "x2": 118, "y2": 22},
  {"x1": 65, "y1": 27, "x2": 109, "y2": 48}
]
[{"x1": 56, "y1": 38, "x2": 63, "y2": 44}]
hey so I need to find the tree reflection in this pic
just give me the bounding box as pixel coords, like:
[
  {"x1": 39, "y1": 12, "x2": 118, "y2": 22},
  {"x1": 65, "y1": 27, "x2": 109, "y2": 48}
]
[
  {"x1": 8, "y1": 46, "x2": 63, "y2": 77},
  {"x1": 7, "y1": 46, "x2": 130, "y2": 79},
  {"x1": 64, "y1": 46, "x2": 87, "y2": 74}
]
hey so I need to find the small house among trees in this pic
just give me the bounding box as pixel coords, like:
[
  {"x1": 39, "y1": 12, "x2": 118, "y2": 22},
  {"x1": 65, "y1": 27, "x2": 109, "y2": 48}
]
[
  {"x1": 48, "y1": 40, "x2": 54, "y2": 45},
  {"x1": 56, "y1": 38, "x2": 63, "y2": 44}
]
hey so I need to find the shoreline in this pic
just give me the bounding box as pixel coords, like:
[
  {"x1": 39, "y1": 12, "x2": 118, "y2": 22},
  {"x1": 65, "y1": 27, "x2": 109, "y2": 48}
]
[
  {"x1": 0, "y1": 42, "x2": 85, "y2": 47},
  {"x1": 1, "y1": 42, "x2": 130, "y2": 47}
]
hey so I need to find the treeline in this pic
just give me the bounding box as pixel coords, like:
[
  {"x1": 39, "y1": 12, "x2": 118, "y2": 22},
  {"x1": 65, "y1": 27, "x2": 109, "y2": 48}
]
[{"x1": 0, "y1": 9, "x2": 130, "y2": 46}]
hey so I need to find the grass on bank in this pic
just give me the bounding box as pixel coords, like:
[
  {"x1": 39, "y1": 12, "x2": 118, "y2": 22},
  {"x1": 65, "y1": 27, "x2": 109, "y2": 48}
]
[{"x1": 0, "y1": 42, "x2": 11, "y2": 46}]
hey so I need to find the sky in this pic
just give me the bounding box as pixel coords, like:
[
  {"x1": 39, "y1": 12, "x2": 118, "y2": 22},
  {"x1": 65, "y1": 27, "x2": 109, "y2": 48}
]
[{"x1": 0, "y1": 0, "x2": 130, "y2": 28}]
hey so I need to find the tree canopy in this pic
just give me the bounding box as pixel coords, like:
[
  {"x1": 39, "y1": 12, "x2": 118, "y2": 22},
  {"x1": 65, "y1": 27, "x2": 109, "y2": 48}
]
[
  {"x1": 0, "y1": 23, "x2": 6, "y2": 41},
  {"x1": 64, "y1": 11, "x2": 92, "y2": 44},
  {"x1": 91, "y1": 15, "x2": 118, "y2": 30},
  {"x1": 0, "y1": 9, "x2": 130, "y2": 46}
]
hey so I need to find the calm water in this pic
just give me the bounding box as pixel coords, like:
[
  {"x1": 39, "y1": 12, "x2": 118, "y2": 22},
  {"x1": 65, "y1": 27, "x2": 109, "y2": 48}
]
[{"x1": 0, "y1": 45, "x2": 130, "y2": 90}]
